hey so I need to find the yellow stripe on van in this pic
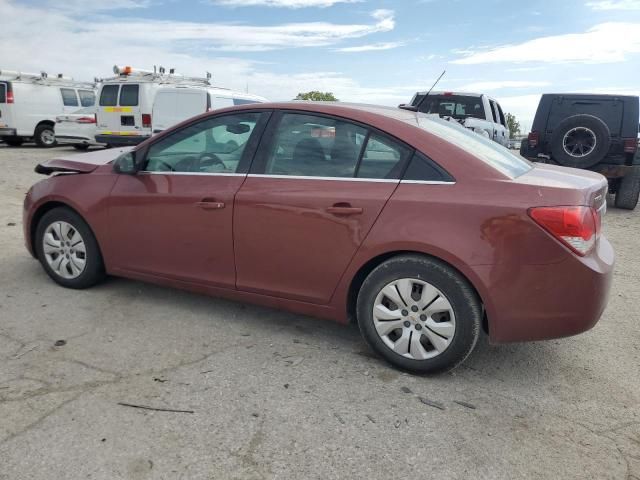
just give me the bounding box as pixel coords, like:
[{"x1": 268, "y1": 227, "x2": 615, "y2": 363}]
[
  {"x1": 99, "y1": 131, "x2": 141, "y2": 136},
  {"x1": 103, "y1": 107, "x2": 133, "y2": 113}
]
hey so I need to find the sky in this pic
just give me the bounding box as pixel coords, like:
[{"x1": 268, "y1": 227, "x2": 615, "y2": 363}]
[{"x1": 1, "y1": 0, "x2": 640, "y2": 130}]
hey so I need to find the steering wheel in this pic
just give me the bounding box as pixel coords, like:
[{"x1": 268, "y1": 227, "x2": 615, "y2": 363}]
[{"x1": 196, "y1": 152, "x2": 226, "y2": 171}]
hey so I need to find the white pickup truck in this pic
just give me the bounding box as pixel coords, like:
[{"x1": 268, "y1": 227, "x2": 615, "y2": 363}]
[{"x1": 408, "y1": 91, "x2": 509, "y2": 147}]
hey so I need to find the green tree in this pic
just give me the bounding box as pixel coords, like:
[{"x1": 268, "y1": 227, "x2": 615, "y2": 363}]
[
  {"x1": 506, "y1": 112, "x2": 521, "y2": 139},
  {"x1": 294, "y1": 91, "x2": 339, "y2": 102}
]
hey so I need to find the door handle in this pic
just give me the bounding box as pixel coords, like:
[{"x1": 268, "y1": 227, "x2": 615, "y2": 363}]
[
  {"x1": 326, "y1": 203, "x2": 363, "y2": 216},
  {"x1": 196, "y1": 199, "x2": 225, "y2": 210}
]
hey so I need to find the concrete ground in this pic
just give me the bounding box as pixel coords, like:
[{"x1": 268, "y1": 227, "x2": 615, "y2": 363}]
[{"x1": 0, "y1": 143, "x2": 638, "y2": 480}]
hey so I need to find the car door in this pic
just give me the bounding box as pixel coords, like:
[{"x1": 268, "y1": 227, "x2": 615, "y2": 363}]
[
  {"x1": 107, "y1": 111, "x2": 270, "y2": 287},
  {"x1": 233, "y1": 111, "x2": 412, "y2": 304}
]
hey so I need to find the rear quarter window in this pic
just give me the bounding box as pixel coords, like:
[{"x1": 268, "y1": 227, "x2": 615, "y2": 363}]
[
  {"x1": 99, "y1": 85, "x2": 119, "y2": 106},
  {"x1": 78, "y1": 90, "x2": 95, "y2": 107}
]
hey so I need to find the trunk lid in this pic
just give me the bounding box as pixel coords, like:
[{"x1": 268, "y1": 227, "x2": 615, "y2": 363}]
[{"x1": 35, "y1": 147, "x2": 132, "y2": 175}]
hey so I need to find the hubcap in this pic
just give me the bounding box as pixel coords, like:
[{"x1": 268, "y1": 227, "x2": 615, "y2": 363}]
[
  {"x1": 42, "y1": 221, "x2": 86, "y2": 279},
  {"x1": 372, "y1": 278, "x2": 456, "y2": 360},
  {"x1": 41, "y1": 129, "x2": 55, "y2": 145},
  {"x1": 563, "y1": 127, "x2": 596, "y2": 158}
]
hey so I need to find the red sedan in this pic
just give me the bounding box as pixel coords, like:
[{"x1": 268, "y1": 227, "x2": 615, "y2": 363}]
[{"x1": 23, "y1": 102, "x2": 614, "y2": 373}]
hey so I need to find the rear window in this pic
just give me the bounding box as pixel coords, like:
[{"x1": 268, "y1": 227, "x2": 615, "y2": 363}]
[
  {"x1": 60, "y1": 88, "x2": 79, "y2": 107},
  {"x1": 99, "y1": 85, "x2": 119, "y2": 106},
  {"x1": 119, "y1": 84, "x2": 139, "y2": 106},
  {"x1": 415, "y1": 114, "x2": 532, "y2": 178},
  {"x1": 0, "y1": 82, "x2": 6, "y2": 103},
  {"x1": 415, "y1": 95, "x2": 486, "y2": 120},
  {"x1": 78, "y1": 89, "x2": 95, "y2": 107}
]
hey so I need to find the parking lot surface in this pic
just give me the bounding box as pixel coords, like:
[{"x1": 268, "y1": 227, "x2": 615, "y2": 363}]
[{"x1": 1, "y1": 144, "x2": 639, "y2": 480}]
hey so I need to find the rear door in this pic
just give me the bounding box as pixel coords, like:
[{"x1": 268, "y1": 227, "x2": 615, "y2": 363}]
[
  {"x1": 0, "y1": 82, "x2": 13, "y2": 130},
  {"x1": 233, "y1": 111, "x2": 412, "y2": 304},
  {"x1": 548, "y1": 96, "x2": 624, "y2": 136},
  {"x1": 97, "y1": 83, "x2": 145, "y2": 138}
]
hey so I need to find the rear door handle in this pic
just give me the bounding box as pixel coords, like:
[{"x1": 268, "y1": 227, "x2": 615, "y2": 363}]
[
  {"x1": 326, "y1": 204, "x2": 363, "y2": 216},
  {"x1": 196, "y1": 199, "x2": 225, "y2": 210}
]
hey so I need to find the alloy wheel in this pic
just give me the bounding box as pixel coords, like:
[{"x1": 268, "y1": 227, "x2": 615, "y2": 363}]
[{"x1": 562, "y1": 127, "x2": 596, "y2": 158}]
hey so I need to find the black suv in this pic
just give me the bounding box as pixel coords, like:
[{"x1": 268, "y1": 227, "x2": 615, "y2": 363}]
[{"x1": 521, "y1": 94, "x2": 640, "y2": 209}]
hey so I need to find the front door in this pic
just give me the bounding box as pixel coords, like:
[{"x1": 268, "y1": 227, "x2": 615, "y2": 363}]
[
  {"x1": 108, "y1": 111, "x2": 268, "y2": 288},
  {"x1": 234, "y1": 111, "x2": 412, "y2": 304}
]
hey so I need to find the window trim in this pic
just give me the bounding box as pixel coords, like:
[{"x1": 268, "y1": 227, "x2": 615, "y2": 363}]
[
  {"x1": 136, "y1": 109, "x2": 272, "y2": 174},
  {"x1": 249, "y1": 109, "x2": 417, "y2": 180}
]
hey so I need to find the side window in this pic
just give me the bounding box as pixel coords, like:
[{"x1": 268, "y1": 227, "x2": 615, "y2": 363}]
[
  {"x1": 489, "y1": 100, "x2": 499, "y2": 123},
  {"x1": 0, "y1": 82, "x2": 6, "y2": 103},
  {"x1": 264, "y1": 113, "x2": 366, "y2": 178},
  {"x1": 99, "y1": 85, "x2": 119, "y2": 106},
  {"x1": 403, "y1": 152, "x2": 454, "y2": 182},
  {"x1": 496, "y1": 103, "x2": 507, "y2": 127},
  {"x1": 144, "y1": 113, "x2": 261, "y2": 174},
  {"x1": 60, "y1": 88, "x2": 79, "y2": 107},
  {"x1": 356, "y1": 133, "x2": 411, "y2": 179},
  {"x1": 78, "y1": 90, "x2": 96, "y2": 107},
  {"x1": 119, "y1": 84, "x2": 139, "y2": 107}
]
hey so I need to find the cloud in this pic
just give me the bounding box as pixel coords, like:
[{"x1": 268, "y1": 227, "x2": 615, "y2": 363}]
[
  {"x1": 336, "y1": 41, "x2": 404, "y2": 52},
  {"x1": 211, "y1": 0, "x2": 361, "y2": 7},
  {"x1": 452, "y1": 22, "x2": 640, "y2": 64},
  {"x1": 586, "y1": 0, "x2": 640, "y2": 10},
  {"x1": 456, "y1": 80, "x2": 551, "y2": 91}
]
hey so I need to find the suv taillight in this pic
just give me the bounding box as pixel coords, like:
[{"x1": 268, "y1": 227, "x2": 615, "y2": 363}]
[
  {"x1": 142, "y1": 114, "x2": 152, "y2": 128},
  {"x1": 528, "y1": 131, "x2": 539, "y2": 148},
  {"x1": 623, "y1": 138, "x2": 638, "y2": 154},
  {"x1": 529, "y1": 206, "x2": 598, "y2": 256}
]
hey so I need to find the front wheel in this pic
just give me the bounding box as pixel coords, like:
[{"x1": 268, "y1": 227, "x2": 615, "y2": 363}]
[
  {"x1": 35, "y1": 207, "x2": 105, "y2": 288},
  {"x1": 357, "y1": 255, "x2": 481, "y2": 373}
]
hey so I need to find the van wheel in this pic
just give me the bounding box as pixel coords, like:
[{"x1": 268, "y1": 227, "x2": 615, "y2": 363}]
[
  {"x1": 4, "y1": 138, "x2": 23, "y2": 147},
  {"x1": 356, "y1": 255, "x2": 481, "y2": 374},
  {"x1": 550, "y1": 115, "x2": 610, "y2": 168},
  {"x1": 614, "y1": 166, "x2": 640, "y2": 210},
  {"x1": 35, "y1": 207, "x2": 105, "y2": 289},
  {"x1": 34, "y1": 124, "x2": 57, "y2": 148},
  {"x1": 73, "y1": 144, "x2": 90, "y2": 151}
]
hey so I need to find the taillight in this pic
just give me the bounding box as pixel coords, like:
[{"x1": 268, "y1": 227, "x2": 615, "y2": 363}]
[
  {"x1": 76, "y1": 116, "x2": 96, "y2": 124},
  {"x1": 528, "y1": 131, "x2": 539, "y2": 148},
  {"x1": 529, "y1": 206, "x2": 598, "y2": 256},
  {"x1": 6, "y1": 90, "x2": 14, "y2": 103},
  {"x1": 142, "y1": 114, "x2": 152, "y2": 128},
  {"x1": 623, "y1": 138, "x2": 638, "y2": 154}
]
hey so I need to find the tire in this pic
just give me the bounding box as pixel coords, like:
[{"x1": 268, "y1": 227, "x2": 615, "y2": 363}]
[
  {"x1": 35, "y1": 207, "x2": 105, "y2": 289},
  {"x1": 614, "y1": 166, "x2": 640, "y2": 210},
  {"x1": 4, "y1": 138, "x2": 24, "y2": 147},
  {"x1": 550, "y1": 115, "x2": 610, "y2": 169},
  {"x1": 34, "y1": 124, "x2": 57, "y2": 148},
  {"x1": 73, "y1": 144, "x2": 90, "y2": 151},
  {"x1": 356, "y1": 254, "x2": 481, "y2": 374}
]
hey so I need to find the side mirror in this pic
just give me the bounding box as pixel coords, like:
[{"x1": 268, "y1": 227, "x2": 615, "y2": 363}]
[{"x1": 113, "y1": 152, "x2": 137, "y2": 174}]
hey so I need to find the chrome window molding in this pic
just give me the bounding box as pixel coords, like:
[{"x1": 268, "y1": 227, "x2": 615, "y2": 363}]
[
  {"x1": 138, "y1": 171, "x2": 245, "y2": 177},
  {"x1": 247, "y1": 174, "x2": 398, "y2": 183}
]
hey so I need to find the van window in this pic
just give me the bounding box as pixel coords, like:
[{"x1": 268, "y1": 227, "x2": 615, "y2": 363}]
[
  {"x1": 0, "y1": 82, "x2": 6, "y2": 103},
  {"x1": 120, "y1": 85, "x2": 139, "y2": 107},
  {"x1": 233, "y1": 98, "x2": 258, "y2": 106},
  {"x1": 78, "y1": 90, "x2": 95, "y2": 107},
  {"x1": 60, "y1": 88, "x2": 79, "y2": 107},
  {"x1": 100, "y1": 85, "x2": 119, "y2": 106}
]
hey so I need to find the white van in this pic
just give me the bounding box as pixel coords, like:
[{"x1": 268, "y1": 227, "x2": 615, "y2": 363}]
[
  {"x1": 151, "y1": 86, "x2": 267, "y2": 133},
  {"x1": 95, "y1": 66, "x2": 212, "y2": 147},
  {"x1": 0, "y1": 70, "x2": 96, "y2": 147}
]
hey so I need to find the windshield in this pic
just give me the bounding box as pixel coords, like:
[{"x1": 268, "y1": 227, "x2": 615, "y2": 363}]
[
  {"x1": 415, "y1": 94, "x2": 486, "y2": 120},
  {"x1": 414, "y1": 113, "x2": 533, "y2": 178}
]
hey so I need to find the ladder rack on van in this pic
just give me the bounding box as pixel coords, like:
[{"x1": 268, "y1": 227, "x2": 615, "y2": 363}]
[
  {"x1": 98, "y1": 65, "x2": 211, "y2": 87},
  {"x1": 0, "y1": 69, "x2": 95, "y2": 89}
]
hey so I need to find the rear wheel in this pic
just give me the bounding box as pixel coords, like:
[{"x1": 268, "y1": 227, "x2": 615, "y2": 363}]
[
  {"x1": 34, "y1": 124, "x2": 57, "y2": 148},
  {"x1": 35, "y1": 207, "x2": 105, "y2": 288},
  {"x1": 614, "y1": 166, "x2": 640, "y2": 210},
  {"x1": 356, "y1": 255, "x2": 481, "y2": 373},
  {"x1": 73, "y1": 144, "x2": 90, "y2": 151},
  {"x1": 4, "y1": 137, "x2": 23, "y2": 147}
]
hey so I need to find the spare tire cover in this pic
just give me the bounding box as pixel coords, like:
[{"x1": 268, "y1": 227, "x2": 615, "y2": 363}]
[{"x1": 550, "y1": 114, "x2": 611, "y2": 169}]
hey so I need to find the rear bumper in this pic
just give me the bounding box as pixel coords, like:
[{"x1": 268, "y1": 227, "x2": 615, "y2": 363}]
[
  {"x1": 477, "y1": 236, "x2": 614, "y2": 343},
  {"x1": 95, "y1": 134, "x2": 148, "y2": 146},
  {"x1": 0, "y1": 128, "x2": 17, "y2": 137}
]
